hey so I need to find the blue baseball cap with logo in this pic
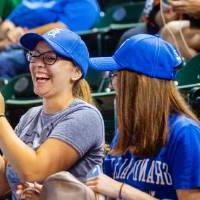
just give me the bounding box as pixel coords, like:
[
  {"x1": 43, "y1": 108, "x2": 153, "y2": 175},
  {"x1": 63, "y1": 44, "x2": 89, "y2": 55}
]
[
  {"x1": 20, "y1": 28, "x2": 89, "y2": 78},
  {"x1": 90, "y1": 34, "x2": 183, "y2": 80}
]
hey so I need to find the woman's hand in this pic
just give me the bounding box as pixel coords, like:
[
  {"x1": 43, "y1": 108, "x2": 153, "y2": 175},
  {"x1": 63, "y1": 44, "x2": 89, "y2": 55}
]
[
  {"x1": 16, "y1": 182, "x2": 42, "y2": 200},
  {"x1": 0, "y1": 20, "x2": 15, "y2": 40},
  {"x1": 85, "y1": 174, "x2": 122, "y2": 199},
  {"x1": 169, "y1": 0, "x2": 200, "y2": 18},
  {"x1": 7, "y1": 27, "x2": 28, "y2": 44}
]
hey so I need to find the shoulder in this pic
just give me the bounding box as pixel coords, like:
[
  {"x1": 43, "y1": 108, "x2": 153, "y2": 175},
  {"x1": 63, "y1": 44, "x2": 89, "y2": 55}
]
[
  {"x1": 66, "y1": 99, "x2": 103, "y2": 120},
  {"x1": 15, "y1": 105, "x2": 42, "y2": 134},
  {"x1": 170, "y1": 114, "x2": 200, "y2": 131},
  {"x1": 169, "y1": 113, "x2": 200, "y2": 144},
  {"x1": 18, "y1": 106, "x2": 42, "y2": 124},
  {"x1": 24, "y1": 106, "x2": 43, "y2": 118},
  {"x1": 50, "y1": 99, "x2": 104, "y2": 132}
]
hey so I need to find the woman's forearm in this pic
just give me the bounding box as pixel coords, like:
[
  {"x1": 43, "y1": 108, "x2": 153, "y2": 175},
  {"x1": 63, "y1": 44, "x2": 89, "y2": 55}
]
[
  {"x1": 0, "y1": 156, "x2": 10, "y2": 195},
  {"x1": 0, "y1": 117, "x2": 38, "y2": 181},
  {"x1": 121, "y1": 184, "x2": 158, "y2": 200},
  {"x1": 30, "y1": 22, "x2": 67, "y2": 34},
  {"x1": 86, "y1": 174, "x2": 158, "y2": 200}
]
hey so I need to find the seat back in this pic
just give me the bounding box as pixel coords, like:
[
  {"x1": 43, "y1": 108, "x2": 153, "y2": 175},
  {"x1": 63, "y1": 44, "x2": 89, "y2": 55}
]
[
  {"x1": 1, "y1": 73, "x2": 37, "y2": 101},
  {"x1": 85, "y1": 68, "x2": 109, "y2": 93},
  {"x1": 96, "y1": 1, "x2": 145, "y2": 28},
  {"x1": 176, "y1": 54, "x2": 200, "y2": 89},
  {"x1": 0, "y1": 0, "x2": 21, "y2": 20}
]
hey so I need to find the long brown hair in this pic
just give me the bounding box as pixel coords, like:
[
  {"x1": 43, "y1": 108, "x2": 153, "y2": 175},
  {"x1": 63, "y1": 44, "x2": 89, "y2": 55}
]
[
  {"x1": 73, "y1": 79, "x2": 95, "y2": 105},
  {"x1": 112, "y1": 70, "x2": 199, "y2": 157}
]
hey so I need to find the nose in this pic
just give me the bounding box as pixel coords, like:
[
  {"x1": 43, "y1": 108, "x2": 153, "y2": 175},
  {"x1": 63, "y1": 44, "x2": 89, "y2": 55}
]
[{"x1": 30, "y1": 57, "x2": 46, "y2": 69}]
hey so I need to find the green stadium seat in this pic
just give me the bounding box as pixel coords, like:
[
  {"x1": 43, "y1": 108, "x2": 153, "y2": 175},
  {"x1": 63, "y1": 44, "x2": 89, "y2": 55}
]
[
  {"x1": 176, "y1": 53, "x2": 200, "y2": 91},
  {"x1": 1, "y1": 73, "x2": 41, "y2": 127},
  {"x1": 86, "y1": 68, "x2": 110, "y2": 92},
  {"x1": 93, "y1": 91, "x2": 116, "y2": 143},
  {"x1": 78, "y1": 1, "x2": 145, "y2": 56},
  {"x1": 1, "y1": 73, "x2": 42, "y2": 106},
  {"x1": 99, "y1": 0, "x2": 145, "y2": 11},
  {"x1": 96, "y1": 1, "x2": 145, "y2": 28},
  {"x1": 0, "y1": 0, "x2": 21, "y2": 20}
]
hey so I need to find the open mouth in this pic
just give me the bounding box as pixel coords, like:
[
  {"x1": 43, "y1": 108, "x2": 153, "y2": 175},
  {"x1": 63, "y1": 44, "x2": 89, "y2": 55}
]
[
  {"x1": 35, "y1": 75, "x2": 50, "y2": 82},
  {"x1": 36, "y1": 77, "x2": 50, "y2": 81}
]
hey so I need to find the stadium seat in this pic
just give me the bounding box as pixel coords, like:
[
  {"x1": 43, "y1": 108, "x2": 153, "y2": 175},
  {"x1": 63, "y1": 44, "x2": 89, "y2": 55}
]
[
  {"x1": 93, "y1": 91, "x2": 116, "y2": 143},
  {"x1": 0, "y1": 0, "x2": 21, "y2": 20},
  {"x1": 95, "y1": 1, "x2": 145, "y2": 28},
  {"x1": 79, "y1": 1, "x2": 145, "y2": 56},
  {"x1": 98, "y1": 0, "x2": 145, "y2": 11},
  {"x1": 176, "y1": 53, "x2": 200, "y2": 91},
  {"x1": 1, "y1": 73, "x2": 42, "y2": 106},
  {"x1": 1, "y1": 73, "x2": 41, "y2": 127},
  {"x1": 86, "y1": 68, "x2": 109, "y2": 92}
]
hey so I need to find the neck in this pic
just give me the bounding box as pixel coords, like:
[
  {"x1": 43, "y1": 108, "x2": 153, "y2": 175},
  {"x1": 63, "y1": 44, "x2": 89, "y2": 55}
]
[{"x1": 42, "y1": 93, "x2": 75, "y2": 114}]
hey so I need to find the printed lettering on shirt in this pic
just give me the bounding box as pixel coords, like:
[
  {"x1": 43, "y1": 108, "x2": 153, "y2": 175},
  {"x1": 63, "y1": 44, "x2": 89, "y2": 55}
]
[
  {"x1": 113, "y1": 158, "x2": 172, "y2": 186},
  {"x1": 146, "y1": 160, "x2": 155, "y2": 184}
]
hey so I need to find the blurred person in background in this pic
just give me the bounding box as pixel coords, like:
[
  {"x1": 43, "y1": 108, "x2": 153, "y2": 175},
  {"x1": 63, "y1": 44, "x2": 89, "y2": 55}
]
[
  {"x1": 0, "y1": 0, "x2": 100, "y2": 79},
  {"x1": 118, "y1": 0, "x2": 178, "y2": 45},
  {"x1": 160, "y1": 0, "x2": 200, "y2": 60}
]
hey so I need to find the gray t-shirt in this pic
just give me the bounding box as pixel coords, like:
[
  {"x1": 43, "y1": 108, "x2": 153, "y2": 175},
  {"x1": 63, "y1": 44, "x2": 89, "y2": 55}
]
[{"x1": 6, "y1": 99, "x2": 105, "y2": 200}]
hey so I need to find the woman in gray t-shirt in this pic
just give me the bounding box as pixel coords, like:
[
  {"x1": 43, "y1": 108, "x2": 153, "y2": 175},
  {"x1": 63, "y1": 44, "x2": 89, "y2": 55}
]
[{"x1": 0, "y1": 28, "x2": 105, "y2": 200}]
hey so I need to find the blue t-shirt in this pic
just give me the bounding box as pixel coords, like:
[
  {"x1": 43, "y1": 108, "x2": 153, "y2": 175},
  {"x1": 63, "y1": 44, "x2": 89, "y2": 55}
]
[
  {"x1": 104, "y1": 113, "x2": 200, "y2": 199},
  {"x1": 8, "y1": 0, "x2": 100, "y2": 31}
]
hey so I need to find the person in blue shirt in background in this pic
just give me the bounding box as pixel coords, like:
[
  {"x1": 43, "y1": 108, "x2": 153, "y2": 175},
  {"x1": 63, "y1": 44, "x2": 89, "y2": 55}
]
[
  {"x1": 86, "y1": 34, "x2": 200, "y2": 199},
  {"x1": 0, "y1": 0, "x2": 100, "y2": 78}
]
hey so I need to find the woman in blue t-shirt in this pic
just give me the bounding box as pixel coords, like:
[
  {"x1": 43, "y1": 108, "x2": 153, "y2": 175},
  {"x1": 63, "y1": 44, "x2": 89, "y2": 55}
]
[{"x1": 86, "y1": 34, "x2": 200, "y2": 199}]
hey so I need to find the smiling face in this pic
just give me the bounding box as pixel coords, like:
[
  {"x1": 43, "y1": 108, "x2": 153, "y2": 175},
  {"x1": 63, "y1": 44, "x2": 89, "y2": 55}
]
[{"x1": 29, "y1": 41, "x2": 82, "y2": 99}]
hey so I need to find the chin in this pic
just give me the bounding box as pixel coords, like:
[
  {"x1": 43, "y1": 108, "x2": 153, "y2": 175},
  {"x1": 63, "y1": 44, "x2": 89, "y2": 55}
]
[{"x1": 34, "y1": 89, "x2": 47, "y2": 98}]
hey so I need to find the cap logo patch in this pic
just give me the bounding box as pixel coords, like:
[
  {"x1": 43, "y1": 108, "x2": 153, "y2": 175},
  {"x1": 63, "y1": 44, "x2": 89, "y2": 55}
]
[{"x1": 47, "y1": 29, "x2": 62, "y2": 38}]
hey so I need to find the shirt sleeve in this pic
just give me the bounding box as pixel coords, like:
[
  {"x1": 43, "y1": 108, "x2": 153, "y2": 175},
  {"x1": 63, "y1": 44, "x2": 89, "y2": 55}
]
[
  {"x1": 170, "y1": 125, "x2": 200, "y2": 189},
  {"x1": 49, "y1": 108, "x2": 104, "y2": 157},
  {"x1": 7, "y1": 4, "x2": 25, "y2": 22},
  {"x1": 57, "y1": 1, "x2": 100, "y2": 31}
]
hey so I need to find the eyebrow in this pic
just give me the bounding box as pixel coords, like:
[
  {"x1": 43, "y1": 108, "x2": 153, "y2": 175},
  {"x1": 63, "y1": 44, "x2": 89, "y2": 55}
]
[{"x1": 32, "y1": 50, "x2": 55, "y2": 54}]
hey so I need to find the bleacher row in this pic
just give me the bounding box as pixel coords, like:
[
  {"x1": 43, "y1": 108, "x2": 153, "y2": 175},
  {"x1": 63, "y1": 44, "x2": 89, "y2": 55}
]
[{"x1": 1, "y1": 0, "x2": 200, "y2": 144}]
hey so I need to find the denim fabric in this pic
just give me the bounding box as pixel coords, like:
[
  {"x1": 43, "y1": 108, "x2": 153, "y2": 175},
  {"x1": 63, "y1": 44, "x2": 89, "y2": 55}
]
[{"x1": 0, "y1": 45, "x2": 29, "y2": 78}]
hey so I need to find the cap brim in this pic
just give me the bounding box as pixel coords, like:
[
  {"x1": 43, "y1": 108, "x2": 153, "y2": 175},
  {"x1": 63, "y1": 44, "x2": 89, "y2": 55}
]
[
  {"x1": 89, "y1": 57, "x2": 121, "y2": 71},
  {"x1": 20, "y1": 32, "x2": 72, "y2": 58},
  {"x1": 20, "y1": 32, "x2": 74, "y2": 58},
  {"x1": 20, "y1": 33, "x2": 46, "y2": 50},
  {"x1": 20, "y1": 32, "x2": 63, "y2": 53}
]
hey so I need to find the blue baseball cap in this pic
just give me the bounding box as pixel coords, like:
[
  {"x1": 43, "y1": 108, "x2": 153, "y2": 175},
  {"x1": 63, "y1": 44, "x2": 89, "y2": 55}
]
[
  {"x1": 20, "y1": 28, "x2": 89, "y2": 78},
  {"x1": 90, "y1": 34, "x2": 183, "y2": 80}
]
